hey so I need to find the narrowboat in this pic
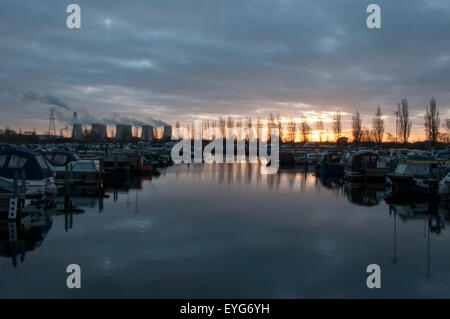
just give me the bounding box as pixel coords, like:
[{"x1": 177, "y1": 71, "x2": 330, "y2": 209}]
[{"x1": 344, "y1": 151, "x2": 388, "y2": 183}]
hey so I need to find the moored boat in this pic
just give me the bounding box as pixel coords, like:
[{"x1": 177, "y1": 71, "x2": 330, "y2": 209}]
[
  {"x1": 344, "y1": 151, "x2": 388, "y2": 183},
  {"x1": 44, "y1": 151, "x2": 101, "y2": 185},
  {"x1": 0, "y1": 147, "x2": 56, "y2": 198},
  {"x1": 318, "y1": 151, "x2": 345, "y2": 177},
  {"x1": 386, "y1": 159, "x2": 450, "y2": 202}
]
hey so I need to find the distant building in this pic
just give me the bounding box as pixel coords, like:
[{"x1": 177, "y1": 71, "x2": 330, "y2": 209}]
[
  {"x1": 141, "y1": 125, "x2": 154, "y2": 141},
  {"x1": 162, "y1": 125, "x2": 172, "y2": 140},
  {"x1": 92, "y1": 123, "x2": 108, "y2": 140},
  {"x1": 72, "y1": 124, "x2": 83, "y2": 140},
  {"x1": 115, "y1": 124, "x2": 132, "y2": 141}
]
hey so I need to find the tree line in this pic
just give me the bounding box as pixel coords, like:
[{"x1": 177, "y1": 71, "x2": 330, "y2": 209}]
[{"x1": 346, "y1": 97, "x2": 447, "y2": 147}]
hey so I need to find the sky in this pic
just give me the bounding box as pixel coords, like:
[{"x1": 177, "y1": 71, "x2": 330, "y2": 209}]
[{"x1": 0, "y1": 0, "x2": 449, "y2": 139}]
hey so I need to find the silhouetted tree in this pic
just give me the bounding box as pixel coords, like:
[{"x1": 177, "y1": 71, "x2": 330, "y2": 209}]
[
  {"x1": 333, "y1": 111, "x2": 342, "y2": 142},
  {"x1": 397, "y1": 98, "x2": 412, "y2": 145},
  {"x1": 286, "y1": 118, "x2": 296, "y2": 142},
  {"x1": 361, "y1": 128, "x2": 373, "y2": 144},
  {"x1": 352, "y1": 111, "x2": 362, "y2": 145},
  {"x1": 372, "y1": 105, "x2": 385, "y2": 145},
  {"x1": 424, "y1": 97, "x2": 440, "y2": 146},
  {"x1": 300, "y1": 113, "x2": 311, "y2": 142},
  {"x1": 315, "y1": 117, "x2": 324, "y2": 142}
]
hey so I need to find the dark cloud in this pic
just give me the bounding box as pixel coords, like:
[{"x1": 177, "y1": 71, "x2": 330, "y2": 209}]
[{"x1": 0, "y1": 0, "x2": 449, "y2": 136}]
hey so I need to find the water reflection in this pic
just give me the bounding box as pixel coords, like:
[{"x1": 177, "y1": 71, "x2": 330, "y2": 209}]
[
  {"x1": 1, "y1": 163, "x2": 450, "y2": 297},
  {"x1": 388, "y1": 201, "x2": 450, "y2": 278},
  {"x1": 0, "y1": 207, "x2": 54, "y2": 267}
]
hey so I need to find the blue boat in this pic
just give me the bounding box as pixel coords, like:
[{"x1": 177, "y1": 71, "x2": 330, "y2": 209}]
[{"x1": 0, "y1": 147, "x2": 56, "y2": 198}]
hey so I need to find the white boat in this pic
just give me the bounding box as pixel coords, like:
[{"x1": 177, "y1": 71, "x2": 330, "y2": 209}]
[
  {"x1": 67, "y1": 160, "x2": 101, "y2": 185},
  {"x1": 0, "y1": 147, "x2": 56, "y2": 198},
  {"x1": 386, "y1": 159, "x2": 450, "y2": 201},
  {"x1": 44, "y1": 151, "x2": 101, "y2": 185}
]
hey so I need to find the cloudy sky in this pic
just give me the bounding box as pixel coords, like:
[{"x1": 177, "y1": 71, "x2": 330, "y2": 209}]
[{"x1": 0, "y1": 0, "x2": 449, "y2": 138}]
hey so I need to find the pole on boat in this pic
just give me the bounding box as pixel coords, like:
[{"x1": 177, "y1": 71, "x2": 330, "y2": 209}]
[{"x1": 20, "y1": 169, "x2": 26, "y2": 208}]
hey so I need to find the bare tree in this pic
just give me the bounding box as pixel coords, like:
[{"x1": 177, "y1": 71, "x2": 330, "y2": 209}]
[
  {"x1": 372, "y1": 105, "x2": 385, "y2": 145},
  {"x1": 315, "y1": 118, "x2": 324, "y2": 143},
  {"x1": 286, "y1": 118, "x2": 296, "y2": 142},
  {"x1": 352, "y1": 111, "x2": 362, "y2": 145},
  {"x1": 300, "y1": 113, "x2": 311, "y2": 142},
  {"x1": 397, "y1": 98, "x2": 412, "y2": 145},
  {"x1": 361, "y1": 128, "x2": 373, "y2": 143},
  {"x1": 333, "y1": 110, "x2": 342, "y2": 142},
  {"x1": 424, "y1": 97, "x2": 440, "y2": 146}
]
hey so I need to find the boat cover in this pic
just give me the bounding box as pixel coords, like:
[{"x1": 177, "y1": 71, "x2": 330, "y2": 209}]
[{"x1": 0, "y1": 147, "x2": 53, "y2": 180}]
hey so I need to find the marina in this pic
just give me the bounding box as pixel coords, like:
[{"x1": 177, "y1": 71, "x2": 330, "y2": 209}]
[
  {"x1": 2, "y1": 0, "x2": 450, "y2": 304},
  {"x1": 0, "y1": 142, "x2": 450, "y2": 298}
]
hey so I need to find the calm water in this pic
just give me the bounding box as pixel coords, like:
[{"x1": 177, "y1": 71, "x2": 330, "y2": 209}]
[{"x1": 1, "y1": 163, "x2": 450, "y2": 298}]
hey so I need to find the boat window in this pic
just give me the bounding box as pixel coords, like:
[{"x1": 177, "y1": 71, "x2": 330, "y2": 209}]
[
  {"x1": 395, "y1": 164, "x2": 407, "y2": 174},
  {"x1": 72, "y1": 162, "x2": 94, "y2": 170},
  {"x1": 0, "y1": 154, "x2": 7, "y2": 167},
  {"x1": 36, "y1": 155, "x2": 49, "y2": 169},
  {"x1": 8, "y1": 155, "x2": 28, "y2": 168},
  {"x1": 362, "y1": 154, "x2": 377, "y2": 168},
  {"x1": 44, "y1": 153, "x2": 54, "y2": 162},
  {"x1": 53, "y1": 154, "x2": 67, "y2": 165},
  {"x1": 404, "y1": 164, "x2": 428, "y2": 176}
]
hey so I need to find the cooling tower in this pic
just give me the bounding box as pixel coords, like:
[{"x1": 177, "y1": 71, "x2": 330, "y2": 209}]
[
  {"x1": 162, "y1": 125, "x2": 172, "y2": 140},
  {"x1": 72, "y1": 124, "x2": 83, "y2": 141},
  {"x1": 141, "y1": 125, "x2": 155, "y2": 141},
  {"x1": 115, "y1": 124, "x2": 133, "y2": 141},
  {"x1": 92, "y1": 123, "x2": 108, "y2": 140}
]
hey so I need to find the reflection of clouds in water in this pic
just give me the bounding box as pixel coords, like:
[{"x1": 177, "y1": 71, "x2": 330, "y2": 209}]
[
  {"x1": 2, "y1": 164, "x2": 450, "y2": 298},
  {"x1": 100, "y1": 257, "x2": 112, "y2": 272},
  {"x1": 102, "y1": 218, "x2": 153, "y2": 232}
]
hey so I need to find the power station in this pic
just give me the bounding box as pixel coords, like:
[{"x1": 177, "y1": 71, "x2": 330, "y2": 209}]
[
  {"x1": 69, "y1": 112, "x2": 171, "y2": 142},
  {"x1": 115, "y1": 124, "x2": 133, "y2": 141},
  {"x1": 162, "y1": 125, "x2": 172, "y2": 140},
  {"x1": 141, "y1": 125, "x2": 155, "y2": 141},
  {"x1": 92, "y1": 123, "x2": 108, "y2": 140}
]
